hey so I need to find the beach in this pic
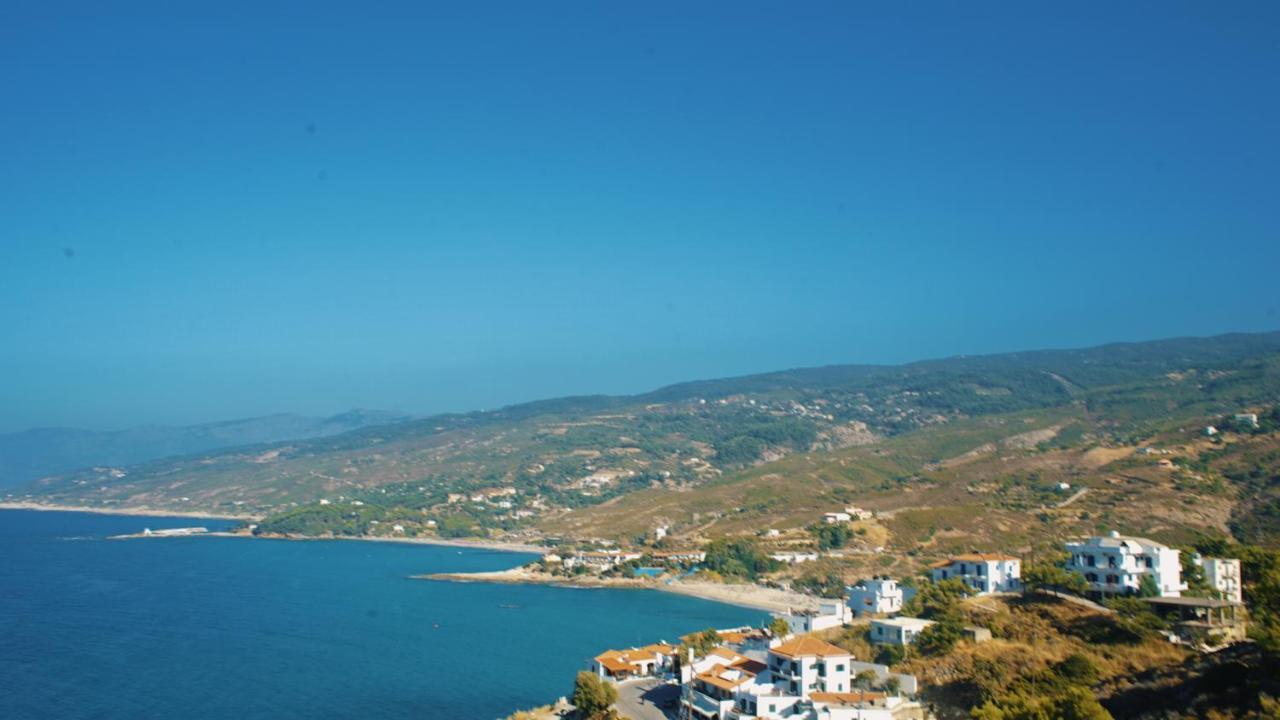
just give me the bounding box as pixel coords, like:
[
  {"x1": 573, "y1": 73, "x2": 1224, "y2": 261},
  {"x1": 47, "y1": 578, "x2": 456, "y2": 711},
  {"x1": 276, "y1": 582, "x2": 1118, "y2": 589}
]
[{"x1": 419, "y1": 566, "x2": 820, "y2": 614}]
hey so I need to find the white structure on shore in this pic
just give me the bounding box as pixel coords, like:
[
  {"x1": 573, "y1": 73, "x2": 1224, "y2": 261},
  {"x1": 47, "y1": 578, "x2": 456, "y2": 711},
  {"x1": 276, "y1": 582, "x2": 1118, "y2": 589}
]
[
  {"x1": 563, "y1": 550, "x2": 643, "y2": 571},
  {"x1": 929, "y1": 554, "x2": 1021, "y2": 594},
  {"x1": 848, "y1": 577, "x2": 904, "y2": 617},
  {"x1": 1196, "y1": 555, "x2": 1243, "y2": 603},
  {"x1": 1065, "y1": 531, "x2": 1185, "y2": 597},
  {"x1": 870, "y1": 618, "x2": 936, "y2": 646},
  {"x1": 774, "y1": 599, "x2": 852, "y2": 634}
]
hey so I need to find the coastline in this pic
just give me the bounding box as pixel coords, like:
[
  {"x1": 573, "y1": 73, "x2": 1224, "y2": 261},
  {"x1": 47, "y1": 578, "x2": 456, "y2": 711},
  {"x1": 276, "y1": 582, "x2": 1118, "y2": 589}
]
[
  {"x1": 418, "y1": 566, "x2": 819, "y2": 614},
  {"x1": 0, "y1": 501, "x2": 260, "y2": 521},
  {"x1": 0, "y1": 502, "x2": 543, "y2": 553},
  {"x1": 7, "y1": 503, "x2": 807, "y2": 612}
]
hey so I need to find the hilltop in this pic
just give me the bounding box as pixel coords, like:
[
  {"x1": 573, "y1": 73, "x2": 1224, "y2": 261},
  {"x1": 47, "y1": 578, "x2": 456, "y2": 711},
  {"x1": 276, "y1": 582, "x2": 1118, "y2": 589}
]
[{"x1": 7, "y1": 331, "x2": 1280, "y2": 557}]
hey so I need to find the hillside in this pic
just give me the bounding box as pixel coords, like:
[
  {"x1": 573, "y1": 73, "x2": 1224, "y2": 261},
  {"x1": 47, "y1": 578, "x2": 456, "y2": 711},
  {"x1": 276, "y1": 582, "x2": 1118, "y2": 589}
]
[
  {"x1": 8, "y1": 332, "x2": 1280, "y2": 552},
  {"x1": 0, "y1": 410, "x2": 409, "y2": 489}
]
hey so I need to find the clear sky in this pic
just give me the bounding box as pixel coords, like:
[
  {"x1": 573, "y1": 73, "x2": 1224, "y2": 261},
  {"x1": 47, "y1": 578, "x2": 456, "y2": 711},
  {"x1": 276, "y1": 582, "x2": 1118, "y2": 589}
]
[{"x1": 2, "y1": 1, "x2": 1278, "y2": 432}]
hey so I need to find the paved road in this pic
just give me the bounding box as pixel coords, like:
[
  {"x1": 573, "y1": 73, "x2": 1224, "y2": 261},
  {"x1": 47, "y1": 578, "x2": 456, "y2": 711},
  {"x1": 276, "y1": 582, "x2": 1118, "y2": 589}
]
[{"x1": 615, "y1": 677, "x2": 680, "y2": 720}]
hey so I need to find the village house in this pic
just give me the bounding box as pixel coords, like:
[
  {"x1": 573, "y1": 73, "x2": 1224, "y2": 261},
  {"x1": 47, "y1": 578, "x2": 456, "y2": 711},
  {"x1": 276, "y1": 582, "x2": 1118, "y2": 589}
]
[
  {"x1": 929, "y1": 554, "x2": 1022, "y2": 594},
  {"x1": 1065, "y1": 532, "x2": 1185, "y2": 597},
  {"x1": 767, "y1": 636, "x2": 854, "y2": 697},
  {"x1": 774, "y1": 599, "x2": 853, "y2": 634},
  {"x1": 1196, "y1": 555, "x2": 1243, "y2": 603},
  {"x1": 677, "y1": 629, "x2": 929, "y2": 720},
  {"x1": 592, "y1": 642, "x2": 677, "y2": 680},
  {"x1": 870, "y1": 618, "x2": 936, "y2": 646},
  {"x1": 824, "y1": 511, "x2": 853, "y2": 524},
  {"x1": 848, "y1": 577, "x2": 905, "y2": 617}
]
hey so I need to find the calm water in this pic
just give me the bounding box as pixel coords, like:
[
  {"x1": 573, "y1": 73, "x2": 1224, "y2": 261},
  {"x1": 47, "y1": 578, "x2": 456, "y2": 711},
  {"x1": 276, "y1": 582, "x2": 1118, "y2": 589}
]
[{"x1": 0, "y1": 510, "x2": 763, "y2": 719}]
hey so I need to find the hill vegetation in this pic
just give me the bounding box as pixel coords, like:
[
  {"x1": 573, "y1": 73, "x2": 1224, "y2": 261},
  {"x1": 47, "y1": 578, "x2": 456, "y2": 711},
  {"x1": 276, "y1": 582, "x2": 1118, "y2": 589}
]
[{"x1": 8, "y1": 332, "x2": 1280, "y2": 558}]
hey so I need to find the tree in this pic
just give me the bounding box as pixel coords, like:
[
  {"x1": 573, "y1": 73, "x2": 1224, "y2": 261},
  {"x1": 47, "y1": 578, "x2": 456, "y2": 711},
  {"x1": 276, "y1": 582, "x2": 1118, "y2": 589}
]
[
  {"x1": 1054, "y1": 654, "x2": 1099, "y2": 687},
  {"x1": 683, "y1": 628, "x2": 722, "y2": 657},
  {"x1": 1022, "y1": 559, "x2": 1087, "y2": 595},
  {"x1": 571, "y1": 671, "x2": 617, "y2": 719},
  {"x1": 768, "y1": 616, "x2": 792, "y2": 638},
  {"x1": 875, "y1": 643, "x2": 905, "y2": 667},
  {"x1": 1136, "y1": 573, "x2": 1160, "y2": 598},
  {"x1": 903, "y1": 578, "x2": 973, "y2": 620},
  {"x1": 916, "y1": 618, "x2": 966, "y2": 656},
  {"x1": 814, "y1": 523, "x2": 853, "y2": 551},
  {"x1": 853, "y1": 669, "x2": 879, "y2": 690},
  {"x1": 883, "y1": 676, "x2": 902, "y2": 696}
]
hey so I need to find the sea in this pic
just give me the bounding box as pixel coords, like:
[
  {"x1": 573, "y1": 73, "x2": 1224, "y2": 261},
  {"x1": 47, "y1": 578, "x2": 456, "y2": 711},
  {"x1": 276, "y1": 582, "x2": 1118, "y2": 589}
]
[{"x1": 0, "y1": 509, "x2": 764, "y2": 719}]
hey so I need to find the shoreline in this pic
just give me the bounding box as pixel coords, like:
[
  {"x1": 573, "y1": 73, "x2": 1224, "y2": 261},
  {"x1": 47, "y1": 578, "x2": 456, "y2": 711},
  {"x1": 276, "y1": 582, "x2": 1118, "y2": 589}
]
[
  {"x1": 418, "y1": 567, "x2": 818, "y2": 614},
  {"x1": 7, "y1": 502, "x2": 806, "y2": 612},
  {"x1": 0, "y1": 501, "x2": 259, "y2": 521},
  {"x1": 0, "y1": 502, "x2": 543, "y2": 553}
]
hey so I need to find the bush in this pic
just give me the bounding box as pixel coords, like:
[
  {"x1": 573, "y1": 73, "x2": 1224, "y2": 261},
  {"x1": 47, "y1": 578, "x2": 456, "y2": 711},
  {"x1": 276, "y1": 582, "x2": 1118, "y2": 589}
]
[
  {"x1": 571, "y1": 671, "x2": 617, "y2": 719},
  {"x1": 916, "y1": 619, "x2": 966, "y2": 656}
]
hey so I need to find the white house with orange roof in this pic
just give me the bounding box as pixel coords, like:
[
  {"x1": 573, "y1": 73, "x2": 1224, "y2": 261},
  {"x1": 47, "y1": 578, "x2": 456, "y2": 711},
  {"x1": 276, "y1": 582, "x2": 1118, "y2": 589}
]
[
  {"x1": 929, "y1": 553, "x2": 1021, "y2": 594},
  {"x1": 766, "y1": 636, "x2": 854, "y2": 698},
  {"x1": 592, "y1": 642, "x2": 677, "y2": 680}
]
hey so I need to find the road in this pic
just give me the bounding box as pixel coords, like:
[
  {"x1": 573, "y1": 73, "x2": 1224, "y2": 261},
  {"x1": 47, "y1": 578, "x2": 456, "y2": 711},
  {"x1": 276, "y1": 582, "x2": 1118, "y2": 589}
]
[{"x1": 615, "y1": 677, "x2": 680, "y2": 720}]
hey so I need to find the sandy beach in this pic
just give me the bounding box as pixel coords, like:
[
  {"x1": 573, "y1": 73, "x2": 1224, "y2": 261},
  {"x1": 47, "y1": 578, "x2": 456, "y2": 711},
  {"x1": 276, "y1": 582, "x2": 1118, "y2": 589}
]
[{"x1": 419, "y1": 566, "x2": 820, "y2": 613}]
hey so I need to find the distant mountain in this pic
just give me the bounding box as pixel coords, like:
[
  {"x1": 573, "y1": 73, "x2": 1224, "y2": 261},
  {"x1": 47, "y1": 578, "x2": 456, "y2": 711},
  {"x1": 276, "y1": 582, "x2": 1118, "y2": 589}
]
[{"x1": 0, "y1": 410, "x2": 412, "y2": 488}]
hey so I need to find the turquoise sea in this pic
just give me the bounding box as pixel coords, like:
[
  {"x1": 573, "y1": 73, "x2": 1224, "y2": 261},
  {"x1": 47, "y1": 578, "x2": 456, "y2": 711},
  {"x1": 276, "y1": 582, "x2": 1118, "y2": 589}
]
[{"x1": 0, "y1": 510, "x2": 763, "y2": 719}]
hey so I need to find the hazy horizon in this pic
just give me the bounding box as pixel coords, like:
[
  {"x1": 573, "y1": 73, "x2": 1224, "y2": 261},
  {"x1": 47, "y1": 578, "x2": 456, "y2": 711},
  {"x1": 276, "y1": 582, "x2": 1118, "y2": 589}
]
[{"x1": 4, "y1": 2, "x2": 1279, "y2": 433}]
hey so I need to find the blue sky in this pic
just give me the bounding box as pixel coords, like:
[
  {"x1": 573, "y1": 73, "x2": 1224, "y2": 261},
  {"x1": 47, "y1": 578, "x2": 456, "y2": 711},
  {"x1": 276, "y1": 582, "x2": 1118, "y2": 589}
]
[{"x1": 2, "y1": 1, "x2": 1278, "y2": 432}]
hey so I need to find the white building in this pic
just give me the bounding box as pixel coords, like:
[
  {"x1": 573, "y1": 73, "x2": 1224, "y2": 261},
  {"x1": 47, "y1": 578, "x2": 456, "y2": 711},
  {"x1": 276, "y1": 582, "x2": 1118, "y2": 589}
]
[
  {"x1": 1065, "y1": 531, "x2": 1185, "y2": 597},
  {"x1": 824, "y1": 512, "x2": 853, "y2": 524},
  {"x1": 774, "y1": 600, "x2": 852, "y2": 634},
  {"x1": 651, "y1": 550, "x2": 707, "y2": 564},
  {"x1": 1234, "y1": 413, "x2": 1260, "y2": 429},
  {"x1": 563, "y1": 550, "x2": 643, "y2": 570},
  {"x1": 844, "y1": 506, "x2": 874, "y2": 520},
  {"x1": 771, "y1": 551, "x2": 819, "y2": 564},
  {"x1": 767, "y1": 636, "x2": 854, "y2": 697},
  {"x1": 848, "y1": 577, "x2": 904, "y2": 617},
  {"x1": 1197, "y1": 555, "x2": 1243, "y2": 603},
  {"x1": 929, "y1": 554, "x2": 1022, "y2": 594},
  {"x1": 679, "y1": 636, "x2": 928, "y2": 720},
  {"x1": 593, "y1": 642, "x2": 677, "y2": 680},
  {"x1": 870, "y1": 618, "x2": 936, "y2": 646}
]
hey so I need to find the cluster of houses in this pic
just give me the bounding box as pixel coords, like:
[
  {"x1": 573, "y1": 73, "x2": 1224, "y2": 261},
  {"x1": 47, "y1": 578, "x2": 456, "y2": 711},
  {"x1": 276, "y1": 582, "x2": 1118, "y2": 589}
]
[
  {"x1": 593, "y1": 629, "x2": 927, "y2": 720},
  {"x1": 579, "y1": 530, "x2": 1253, "y2": 719}
]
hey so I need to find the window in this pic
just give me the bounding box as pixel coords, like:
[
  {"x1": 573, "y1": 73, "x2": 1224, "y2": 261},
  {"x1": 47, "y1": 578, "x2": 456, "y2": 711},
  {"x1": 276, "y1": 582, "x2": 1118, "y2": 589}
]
[
  {"x1": 835, "y1": 664, "x2": 844, "y2": 672},
  {"x1": 977, "y1": 564, "x2": 985, "y2": 576},
  {"x1": 1087, "y1": 555, "x2": 1096, "y2": 567}
]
